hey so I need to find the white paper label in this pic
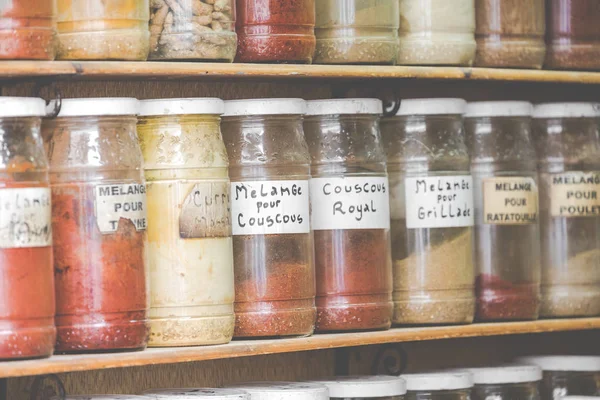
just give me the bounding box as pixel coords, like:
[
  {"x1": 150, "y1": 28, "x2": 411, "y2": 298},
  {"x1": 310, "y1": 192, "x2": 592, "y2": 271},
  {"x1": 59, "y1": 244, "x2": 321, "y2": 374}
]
[
  {"x1": 0, "y1": 187, "x2": 52, "y2": 248},
  {"x1": 310, "y1": 177, "x2": 390, "y2": 230},
  {"x1": 231, "y1": 180, "x2": 310, "y2": 235},
  {"x1": 94, "y1": 183, "x2": 148, "y2": 233},
  {"x1": 550, "y1": 171, "x2": 600, "y2": 217},
  {"x1": 405, "y1": 175, "x2": 474, "y2": 229}
]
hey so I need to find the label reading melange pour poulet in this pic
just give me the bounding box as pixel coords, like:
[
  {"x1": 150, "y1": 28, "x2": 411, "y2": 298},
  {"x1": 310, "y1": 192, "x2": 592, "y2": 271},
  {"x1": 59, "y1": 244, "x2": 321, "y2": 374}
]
[
  {"x1": 0, "y1": 187, "x2": 52, "y2": 248},
  {"x1": 94, "y1": 183, "x2": 147, "y2": 233},
  {"x1": 550, "y1": 171, "x2": 600, "y2": 217}
]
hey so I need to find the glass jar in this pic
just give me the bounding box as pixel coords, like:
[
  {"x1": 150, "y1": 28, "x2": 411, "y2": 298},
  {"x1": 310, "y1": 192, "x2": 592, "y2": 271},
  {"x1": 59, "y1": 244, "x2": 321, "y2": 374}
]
[
  {"x1": 55, "y1": 0, "x2": 150, "y2": 60},
  {"x1": 314, "y1": 0, "x2": 399, "y2": 65},
  {"x1": 0, "y1": 98, "x2": 55, "y2": 360},
  {"x1": 464, "y1": 102, "x2": 541, "y2": 322},
  {"x1": 469, "y1": 365, "x2": 542, "y2": 400},
  {"x1": 0, "y1": 0, "x2": 55, "y2": 59},
  {"x1": 221, "y1": 99, "x2": 316, "y2": 338},
  {"x1": 143, "y1": 388, "x2": 250, "y2": 400},
  {"x1": 229, "y1": 382, "x2": 328, "y2": 400},
  {"x1": 474, "y1": 0, "x2": 545, "y2": 68},
  {"x1": 532, "y1": 103, "x2": 600, "y2": 318},
  {"x1": 149, "y1": 0, "x2": 237, "y2": 61},
  {"x1": 546, "y1": 0, "x2": 600, "y2": 70},
  {"x1": 398, "y1": 0, "x2": 476, "y2": 66},
  {"x1": 313, "y1": 375, "x2": 407, "y2": 400},
  {"x1": 402, "y1": 371, "x2": 473, "y2": 400},
  {"x1": 137, "y1": 99, "x2": 234, "y2": 347},
  {"x1": 518, "y1": 356, "x2": 600, "y2": 399},
  {"x1": 382, "y1": 99, "x2": 475, "y2": 325},
  {"x1": 304, "y1": 99, "x2": 393, "y2": 332},
  {"x1": 235, "y1": 0, "x2": 316, "y2": 63},
  {"x1": 43, "y1": 98, "x2": 149, "y2": 353}
]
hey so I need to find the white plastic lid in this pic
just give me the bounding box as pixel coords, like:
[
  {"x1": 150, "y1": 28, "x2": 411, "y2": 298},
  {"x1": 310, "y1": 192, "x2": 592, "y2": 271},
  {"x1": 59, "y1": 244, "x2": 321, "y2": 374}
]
[
  {"x1": 227, "y1": 382, "x2": 328, "y2": 400},
  {"x1": 395, "y1": 98, "x2": 467, "y2": 116},
  {"x1": 223, "y1": 99, "x2": 306, "y2": 117},
  {"x1": 305, "y1": 99, "x2": 383, "y2": 115},
  {"x1": 533, "y1": 103, "x2": 600, "y2": 119},
  {"x1": 312, "y1": 375, "x2": 406, "y2": 398},
  {"x1": 139, "y1": 98, "x2": 225, "y2": 116},
  {"x1": 402, "y1": 371, "x2": 474, "y2": 391},
  {"x1": 562, "y1": 397, "x2": 600, "y2": 399},
  {"x1": 465, "y1": 101, "x2": 533, "y2": 118},
  {"x1": 58, "y1": 396, "x2": 151, "y2": 399},
  {"x1": 0, "y1": 97, "x2": 46, "y2": 117},
  {"x1": 468, "y1": 365, "x2": 542, "y2": 384},
  {"x1": 51, "y1": 98, "x2": 139, "y2": 117},
  {"x1": 517, "y1": 356, "x2": 600, "y2": 372},
  {"x1": 143, "y1": 389, "x2": 250, "y2": 400}
]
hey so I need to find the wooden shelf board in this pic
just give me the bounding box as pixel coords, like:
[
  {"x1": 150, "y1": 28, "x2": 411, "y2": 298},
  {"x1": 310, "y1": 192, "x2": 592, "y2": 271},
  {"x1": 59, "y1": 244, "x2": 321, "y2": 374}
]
[
  {"x1": 0, "y1": 318, "x2": 598, "y2": 379},
  {"x1": 1, "y1": 61, "x2": 600, "y2": 83}
]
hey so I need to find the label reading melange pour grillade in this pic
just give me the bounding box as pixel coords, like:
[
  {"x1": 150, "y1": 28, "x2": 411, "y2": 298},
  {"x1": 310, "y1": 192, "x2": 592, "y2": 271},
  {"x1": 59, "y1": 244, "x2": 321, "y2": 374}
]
[
  {"x1": 231, "y1": 180, "x2": 310, "y2": 235},
  {"x1": 0, "y1": 187, "x2": 52, "y2": 248},
  {"x1": 483, "y1": 177, "x2": 538, "y2": 225},
  {"x1": 550, "y1": 171, "x2": 600, "y2": 217},
  {"x1": 94, "y1": 183, "x2": 148, "y2": 233}
]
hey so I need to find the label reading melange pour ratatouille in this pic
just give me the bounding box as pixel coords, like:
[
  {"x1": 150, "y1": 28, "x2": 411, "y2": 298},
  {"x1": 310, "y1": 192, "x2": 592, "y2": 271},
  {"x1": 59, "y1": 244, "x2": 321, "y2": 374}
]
[
  {"x1": 94, "y1": 183, "x2": 147, "y2": 233},
  {"x1": 550, "y1": 171, "x2": 600, "y2": 217},
  {"x1": 0, "y1": 187, "x2": 52, "y2": 248},
  {"x1": 483, "y1": 177, "x2": 538, "y2": 225},
  {"x1": 179, "y1": 181, "x2": 231, "y2": 238}
]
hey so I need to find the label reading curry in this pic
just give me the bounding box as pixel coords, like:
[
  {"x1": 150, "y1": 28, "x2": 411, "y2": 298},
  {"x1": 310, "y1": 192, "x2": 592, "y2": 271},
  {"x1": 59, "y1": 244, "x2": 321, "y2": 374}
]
[
  {"x1": 483, "y1": 177, "x2": 538, "y2": 225},
  {"x1": 179, "y1": 181, "x2": 231, "y2": 238},
  {"x1": 0, "y1": 187, "x2": 52, "y2": 248},
  {"x1": 94, "y1": 183, "x2": 147, "y2": 233},
  {"x1": 550, "y1": 171, "x2": 600, "y2": 217}
]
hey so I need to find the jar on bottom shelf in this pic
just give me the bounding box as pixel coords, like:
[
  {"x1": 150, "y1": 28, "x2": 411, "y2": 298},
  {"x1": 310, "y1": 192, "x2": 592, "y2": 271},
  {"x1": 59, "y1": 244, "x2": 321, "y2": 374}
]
[
  {"x1": 469, "y1": 365, "x2": 542, "y2": 400},
  {"x1": 402, "y1": 371, "x2": 473, "y2": 400},
  {"x1": 312, "y1": 375, "x2": 407, "y2": 400},
  {"x1": 143, "y1": 388, "x2": 250, "y2": 400},
  {"x1": 228, "y1": 382, "x2": 329, "y2": 400}
]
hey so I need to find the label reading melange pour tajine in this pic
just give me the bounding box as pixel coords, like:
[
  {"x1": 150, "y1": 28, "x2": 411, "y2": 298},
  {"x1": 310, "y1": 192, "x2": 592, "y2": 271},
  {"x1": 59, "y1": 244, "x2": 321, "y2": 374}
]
[
  {"x1": 550, "y1": 171, "x2": 600, "y2": 217},
  {"x1": 0, "y1": 187, "x2": 52, "y2": 248},
  {"x1": 483, "y1": 177, "x2": 538, "y2": 224},
  {"x1": 94, "y1": 183, "x2": 147, "y2": 233},
  {"x1": 404, "y1": 176, "x2": 474, "y2": 229},
  {"x1": 231, "y1": 180, "x2": 310, "y2": 235}
]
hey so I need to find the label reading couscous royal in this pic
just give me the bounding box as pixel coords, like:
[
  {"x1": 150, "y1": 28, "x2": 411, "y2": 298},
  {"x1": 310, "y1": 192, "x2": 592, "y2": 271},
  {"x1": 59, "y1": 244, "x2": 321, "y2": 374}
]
[
  {"x1": 94, "y1": 183, "x2": 147, "y2": 233},
  {"x1": 179, "y1": 182, "x2": 231, "y2": 238},
  {"x1": 550, "y1": 171, "x2": 600, "y2": 217},
  {"x1": 483, "y1": 177, "x2": 538, "y2": 225},
  {"x1": 0, "y1": 187, "x2": 52, "y2": 248}
]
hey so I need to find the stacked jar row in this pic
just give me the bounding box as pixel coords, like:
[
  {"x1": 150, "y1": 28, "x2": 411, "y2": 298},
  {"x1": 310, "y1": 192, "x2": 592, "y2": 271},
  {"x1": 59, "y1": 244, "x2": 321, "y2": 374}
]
[{"x1": 2, "y1": 0, "x2": 600, "y2": 69}]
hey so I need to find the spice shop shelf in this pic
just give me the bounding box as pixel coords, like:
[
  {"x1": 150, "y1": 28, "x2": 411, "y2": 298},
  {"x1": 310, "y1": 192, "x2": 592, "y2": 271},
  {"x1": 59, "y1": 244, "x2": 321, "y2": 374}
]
[
  {"x1": 2, "y1": 61, "x2": 600, "y2": 83},
  {"x1": 0, "y1": 318, "x2": 599, "y2": 378}
]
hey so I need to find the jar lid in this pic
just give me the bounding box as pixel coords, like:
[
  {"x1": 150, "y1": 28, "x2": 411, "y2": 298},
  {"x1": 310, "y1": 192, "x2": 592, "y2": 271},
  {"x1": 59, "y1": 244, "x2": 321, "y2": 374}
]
[
  {"x1": 223, "y1": 99, "x2": 306, "y2": 116},
  {"x1": 0, "y1": 97, "x2": 46, "y2": 117},
  {"x1": 227, "y1": 382, "x2": 328, "y2": 400},
  {"x1": 143, "y1": 389, "x2": 250, "y2": 400},
  {"x1": 55, "y1": 396, "x2": 151, "y2": 399},
  {"x1": 139, "y1": 98, "x2": 225, "y2": 116},
  {"x1": 468, "y1": 365, "x2": 542, "y2": 384},
  {"x1": 402, "y1": 371, "x2": 474, "y2": 391},
  {"x1": 562, "y1": 397, "x2": 600, "y2": 399},
  {"x1": 311, "y1": 375, "x2": 406, "y2": 398},
  {"x1": 465, "y1": 101, "x2": 533, "y2": 118},
  {"x1": 517, "y1": 356, "x2": 600, "y2": 371},
  {"x1": 51, "y1": 98, "x2": 139, "y2": 117},
  {"x1": 305, "y1": 99, "x2": 383, "y2": 115},
  {"x1": 533, "y1": 103, "x2": 600, "y2": 118},
  {"x1": 394, "y1": 98, "x2": 467, "y2": 116}
]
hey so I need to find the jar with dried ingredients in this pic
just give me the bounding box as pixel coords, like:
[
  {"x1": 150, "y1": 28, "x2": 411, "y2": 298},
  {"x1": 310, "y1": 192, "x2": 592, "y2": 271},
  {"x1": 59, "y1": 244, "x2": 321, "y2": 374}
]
[
  {"x1": 465, "y1": 102, "x2": 541, "y2": 322},
  {"x1": 56, "y1": 0, "x2": 150, "y2": 60},
  {"x1": 313, "y1": 375, "x2": 407, "y2": 400},
  {"x1": 143, "y1": 388, "x2": 250, "y2": 400},
  {"x1": 229, "y1": 382, "x2": 329, "y2": 400},
  {"x1": 304, "y1": 99, "x2": 393, "y2": 332},
  {"x1": 470, "y1": 365, "x2": 542, "y2": 400},
  {"x1": 402, "y1": 371, "x2": 473, "y2": 400},
  {"x1": 138, "y1": 98, "x2": 234, "y2": 347},
  {"x1": 532, "y1": 103, "x2": 600, "y2": 318},
  {"x1": 43, "y1": 98, "x2": 149, "y2": 353},
  {"x1": 221, "y1": 99, "x2": 316, "y2": 338},
  {"x1": 382, "y1": 99, "x2": 475, "y2": 325},
  {"x1": 314, "y1": 0, "x2": 399, "y2": 64},
  {"x1": 0, "y1": 98, "x2": 55, "y2": 360},
  {"x1": 398, "y1": 0, "x2": 476, "y2": 66},
  {"x1": 0, "y1": 0, "x2": 55, "y2": 59},
  {"x1": 149, "y1": 0, "x2": 236, "y2": 61},
  {"x1": 518, "y1": 356, "x2": 600, "y2": 399}
]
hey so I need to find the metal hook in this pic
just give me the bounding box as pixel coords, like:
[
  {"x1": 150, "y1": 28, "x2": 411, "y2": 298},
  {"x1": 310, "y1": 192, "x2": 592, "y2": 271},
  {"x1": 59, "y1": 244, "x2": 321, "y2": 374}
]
[
  {"x1": 383, "y1": 94, "x2": 401, "y2": 118},
  {"x1": 30, "y1": 374, "x2": 66, "y2": 400},
  {"x1": 371, "y1": 344, "x2": 408, "y2": 376},
  {"x1": 33, "y1": 80, "x2": 62, "y2": 118}
]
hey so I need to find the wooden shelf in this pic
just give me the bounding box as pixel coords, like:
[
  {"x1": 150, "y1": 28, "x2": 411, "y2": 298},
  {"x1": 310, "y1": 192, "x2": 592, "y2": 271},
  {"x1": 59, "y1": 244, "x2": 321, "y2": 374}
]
[
  {"x1": 1, "y1": 61, "x2": 600, "y2": 83},
  {"x1": 0, "y1": 318, "x2": 598, "y2": 379}
]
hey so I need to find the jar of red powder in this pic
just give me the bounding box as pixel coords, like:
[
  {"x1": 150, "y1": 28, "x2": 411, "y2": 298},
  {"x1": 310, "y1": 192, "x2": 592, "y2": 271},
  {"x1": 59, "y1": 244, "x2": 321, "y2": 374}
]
[
  {"x1": 0, "y1": 0, "x2": 56, "y2": 59},
  {"x1": 43, "y1": 98, "x2": 149, "y2": 353},
  {"x1": 235, "y1": 0, "x2": 316, "y2": 63},
  {"x1": 0, "y1": 97, "x2": 55, "y2": 360},
  {"x1": 304, "y1": 99, "x2": 393, "y2": 332},
  {"x1": 464, "y1": 102, "x2": 541, "y2": 322},
  {"x1": 221, "y1": 99, "x2": 316, "y2": 338}
]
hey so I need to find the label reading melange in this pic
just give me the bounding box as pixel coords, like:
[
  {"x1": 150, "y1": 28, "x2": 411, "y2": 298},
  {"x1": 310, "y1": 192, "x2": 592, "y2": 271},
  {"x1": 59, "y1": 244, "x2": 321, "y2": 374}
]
[
  {"x1": 404, "y1": 176, "x2": 474, "y2": 229},
  {"x1": 94, "y1": 183, "x2": 147, "y2": 233},
  {"x1": 310, "y1": 177, "x2": 390, "y2": 230},
  {"x1": 483, "y1": 177, "x2": 538, "y2": 225},
  {"x1": 0, "y1": 187, "x2": 52, "y2": 248},
  {"x1": 550, "y1": 171, "x2": 600, "y2": 217},
  {"x1": 179, "y1": 182, "x2": 231, "y2": 238},
  {"x1": 231, "y1": 180, "x2": 310, "y2": 235}
]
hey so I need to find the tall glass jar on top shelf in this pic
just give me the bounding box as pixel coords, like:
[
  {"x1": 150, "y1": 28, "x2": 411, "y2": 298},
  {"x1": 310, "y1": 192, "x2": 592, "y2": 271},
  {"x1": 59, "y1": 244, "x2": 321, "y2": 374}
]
[{"x1": 0, "y1": 0, "x2": 56, "y2": 59}]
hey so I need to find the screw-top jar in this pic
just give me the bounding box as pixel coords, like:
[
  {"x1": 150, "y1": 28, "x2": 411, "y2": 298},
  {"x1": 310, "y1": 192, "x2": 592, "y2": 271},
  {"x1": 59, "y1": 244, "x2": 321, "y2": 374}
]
[
  {"x1": 304, "y1": 99, "x2": 393, "y2": 332},
  {"x1": 0, "y1": 97, "x2": 55, "y2": 360},
  {"x1": 469, "y1": 365, "x2": 542, "y2": 400},
  {"x1": 382, "y1": 99, "x2": 475, "y2": 325},
  {"x1": 532, "y1": 103, "x2": 600, "y2": 318},
  {"x1": 143, "y1": 388, "x2": 250, "y2": 400},
  {"x1": 43, "y1": 98, "x2": 149, "y2": 353},
  {"x1": 465, "y1": 102, "x2": 541, "y2": 322},
  {"x1": 0, "y1": 0, "x2": 56, "y2": 59},
  {"x1": 138, "y1": 98, "x2": 234, "y2": 347},
  {"x1": 228, "y1": 382, "x2": 329, "y2": 400},
  {"x1": 312, "y1": 375, "x2": 407, "y2": 400},
  {"x1": 402, "y1": 371, "x2": 474, "y2": 400},
  {"x1": 222, "y1": 99, "x2": 316, "y2": 338}
]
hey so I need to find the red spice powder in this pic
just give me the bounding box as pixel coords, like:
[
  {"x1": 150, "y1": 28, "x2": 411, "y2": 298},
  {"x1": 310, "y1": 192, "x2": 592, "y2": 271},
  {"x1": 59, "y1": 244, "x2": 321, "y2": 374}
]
[
  {"x1": 52, "y1": 183, "x2": 148, "y2": 353},
  {"x1": 0, "y1": 0, "x2": 55, "y2": 59},
  {"x1": 476, "y1": 273, "x2": 540, "y2": 321}
]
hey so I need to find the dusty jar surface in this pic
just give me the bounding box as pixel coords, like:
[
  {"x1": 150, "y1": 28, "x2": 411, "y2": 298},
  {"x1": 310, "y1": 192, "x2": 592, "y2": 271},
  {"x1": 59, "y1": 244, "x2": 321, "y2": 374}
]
[{"x1": 0, "y1": 0, "x2": 55, "y2": 60}]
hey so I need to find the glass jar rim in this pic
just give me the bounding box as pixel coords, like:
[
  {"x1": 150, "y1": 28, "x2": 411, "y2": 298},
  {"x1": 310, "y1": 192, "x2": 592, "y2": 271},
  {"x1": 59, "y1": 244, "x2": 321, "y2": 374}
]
[
  {"x1": 402, "y1": 370, "x2": 473, "y2": 391},
  {"x1": 223, "y1": 99, "x2": 306, "y2": 117},
  {"x1": 465, "y1": 101, "x2": 532, "y2": 118},
  {"x1": 0, "y1": 97, "x2": 46, "y2": 117},
  {"x1": 311, "y1": 375, "x2": 407, "y2": 397},
  {"x1": 52, "y1": 98, "x2": 139, "y2": 117},
  {"x1": 517, "y1": 356, "x2": 600, "y2": 371},
  {"x1": 469, "y1": 365, "x2": 542, "y2": 384},
  {"x1": 227, "y1": 382, "x2": 328, "y2": 400},
  {"x1": 306, "y1": 99, "x2": 382, "y2": 115},
  {"x1": 139, "y1": 98, "x2": 224, "y2": 116},
  {"x1": 533, "y1": 103, "x2": 600, "y2": 119},
  {"x1": 394, "y1": 98, "x2": 466, "y2": 116},
  {"x1": 143, "y1": 388, "x2": 250, "y2": 400}
]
